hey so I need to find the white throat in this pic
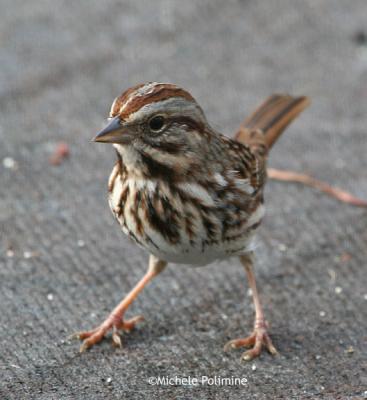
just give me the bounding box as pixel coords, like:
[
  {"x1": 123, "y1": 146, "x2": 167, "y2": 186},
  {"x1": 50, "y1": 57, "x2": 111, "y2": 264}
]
[{"x1": 113, "y1": 144, "x2": 142, "y2": 173}]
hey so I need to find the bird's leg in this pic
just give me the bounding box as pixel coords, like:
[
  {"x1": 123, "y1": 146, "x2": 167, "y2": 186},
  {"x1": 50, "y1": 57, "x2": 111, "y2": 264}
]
[
  {"x1": 224, "y1": 253, "x2": 277, "y2": 361},
  {"x1": 72, "y1": 255, "x2": 167, "y2": 352}
]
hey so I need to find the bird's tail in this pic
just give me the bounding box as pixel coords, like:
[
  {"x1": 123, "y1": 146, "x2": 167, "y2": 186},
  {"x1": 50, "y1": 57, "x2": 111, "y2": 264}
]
[{"x1": 235, "y1": 94, "x2": 310, "y2": 152}]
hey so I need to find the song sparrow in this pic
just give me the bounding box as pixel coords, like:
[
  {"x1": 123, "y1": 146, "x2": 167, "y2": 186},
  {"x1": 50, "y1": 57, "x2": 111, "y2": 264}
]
[{"x1": 73, "y1": 82, "x2": 309, "y2": 361}]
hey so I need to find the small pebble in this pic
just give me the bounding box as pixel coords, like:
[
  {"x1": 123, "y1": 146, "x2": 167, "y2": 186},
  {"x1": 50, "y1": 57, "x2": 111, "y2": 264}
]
[
  {"x1": 335, "y1": 286, "x2": 342, "y2": 294},
  {"x1": 106, "y1": 377, "x2": 112, "y2": 384},
  {"x1": 319, "y1": 311, "x2": 326, "y2": 317},
  {"x1": 77, "y1": 240, "x2": 85, "y2": 248},
  {"x1": 247, "y1": 288, "x2": 253, "y2": 297},
  {"x1": 278, "y1": 243, "x2": 287, "y2": 252},
  {"x1": 6, "y1": 249, "x2": 14, "y2": 258},
  {"x1": 345, "y1": 346, "x2": 354, "y2": 354},
  {"x1": 47, "y1": 293, "x2": 54, "y2": 301},
  {"x1": 363, "y1": 294, "x2": 367, "y2": 300},
  {"x1": 3, "y1": 157, "x2": 17, "y2": 169},
  {"x1": 251, "y1": 364, "x2": 257, "y2": 371},
  {"x1": 315, "y1": 355, "x2": 321, "y2": 360},
  {"x1": 23, "y1": 251, "x2": 33, "y2": 259}
]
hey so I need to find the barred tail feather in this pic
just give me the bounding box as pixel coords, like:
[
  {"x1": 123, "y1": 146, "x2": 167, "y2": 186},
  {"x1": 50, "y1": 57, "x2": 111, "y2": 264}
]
[{"x1": 235, "y1": 94, "x2": 310, "y2": 151}]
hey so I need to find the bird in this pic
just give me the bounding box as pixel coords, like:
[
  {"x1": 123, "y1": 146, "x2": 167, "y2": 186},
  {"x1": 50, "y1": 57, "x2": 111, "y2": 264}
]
[{"x1": 72, "y1": 82, "x2": 310, "y2": 361}]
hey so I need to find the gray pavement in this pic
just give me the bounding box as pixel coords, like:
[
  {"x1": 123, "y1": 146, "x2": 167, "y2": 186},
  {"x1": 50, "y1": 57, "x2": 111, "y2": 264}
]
[{"x1": 1, "y1": 1, "x2": 367, "y2": 399}]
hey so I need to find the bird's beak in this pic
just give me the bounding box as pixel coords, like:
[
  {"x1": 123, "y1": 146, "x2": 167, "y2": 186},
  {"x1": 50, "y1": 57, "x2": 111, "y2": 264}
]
[{"x1": 93, "y1": 117, "x2": 131, "y2": 144}]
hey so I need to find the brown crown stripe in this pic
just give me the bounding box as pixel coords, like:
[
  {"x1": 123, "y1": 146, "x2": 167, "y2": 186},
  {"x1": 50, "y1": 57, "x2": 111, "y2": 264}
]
[
  {"x1": 117, "y1": 84, "x2": 195, "y2": 119},
  {"x1": 110, "y1": 83, "x2": 146, "y2": 117}
]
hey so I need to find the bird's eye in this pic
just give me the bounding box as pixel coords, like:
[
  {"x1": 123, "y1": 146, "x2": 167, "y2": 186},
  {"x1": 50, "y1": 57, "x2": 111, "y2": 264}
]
[{"x1": 149, "y1": 115, "x2": 165, "y2": 132}]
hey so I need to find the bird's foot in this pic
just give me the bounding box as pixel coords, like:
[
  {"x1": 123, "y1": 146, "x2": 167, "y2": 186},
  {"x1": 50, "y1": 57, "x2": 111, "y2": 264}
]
[
  {"x1": 224, "y1": 320, "x2": 277, "y2": 361},
  {"x1": 70, "y1": 314, "x2": 144, "y2": 352}
]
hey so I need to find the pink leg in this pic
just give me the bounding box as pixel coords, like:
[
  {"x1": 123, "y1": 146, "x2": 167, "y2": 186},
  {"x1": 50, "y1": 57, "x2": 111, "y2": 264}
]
[
  {"x1": 224, "y1": 253, "x2": 277, "y2": 361},
  {"x1": 72, "y1": 255, "x2": 167, "y2": 352}
]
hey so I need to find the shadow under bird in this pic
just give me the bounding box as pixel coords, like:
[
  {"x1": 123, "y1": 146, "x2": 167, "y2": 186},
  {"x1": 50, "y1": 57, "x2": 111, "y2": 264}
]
[{"x1": 72, "y1": 82, "x2": 310, "y2": 361}]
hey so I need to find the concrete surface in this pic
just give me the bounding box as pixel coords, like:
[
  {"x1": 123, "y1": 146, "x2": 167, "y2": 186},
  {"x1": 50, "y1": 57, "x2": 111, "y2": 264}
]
[{"x1": 1, "y1": 1, "x2": 367, "y2": 399}]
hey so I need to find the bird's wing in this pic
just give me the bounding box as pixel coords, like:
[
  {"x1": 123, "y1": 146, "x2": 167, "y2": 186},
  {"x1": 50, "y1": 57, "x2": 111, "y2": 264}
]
[{"x1": 219, "y1": 134, "x2": 267, "y2": 194}]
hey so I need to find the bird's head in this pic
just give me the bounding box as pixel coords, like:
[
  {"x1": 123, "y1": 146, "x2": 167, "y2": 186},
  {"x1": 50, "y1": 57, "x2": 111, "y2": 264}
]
[{"x1": 94, "y1": 82, "x2": 213, "y2": 175}]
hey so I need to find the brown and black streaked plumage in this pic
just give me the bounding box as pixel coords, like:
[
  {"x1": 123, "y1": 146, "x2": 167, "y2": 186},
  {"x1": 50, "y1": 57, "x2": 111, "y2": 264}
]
[{"x1": 73, "y1": 82, "x2": 310, "y2": 360}]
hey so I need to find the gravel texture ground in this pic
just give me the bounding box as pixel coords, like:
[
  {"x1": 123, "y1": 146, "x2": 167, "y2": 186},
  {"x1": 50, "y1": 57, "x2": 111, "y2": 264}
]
[{"x1": 1, "y1": 1, "x2": 366, "y2": 399}]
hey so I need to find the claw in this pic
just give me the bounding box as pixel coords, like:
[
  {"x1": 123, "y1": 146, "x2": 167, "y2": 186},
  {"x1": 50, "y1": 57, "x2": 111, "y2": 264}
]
[
  {"x1": 264, "y1": 336, "x2": 278, "y2": 355},
  {"x1": 225, "y1": 324, "x2": 277, "y2": 361},
  {"x1": 112, "y1": 327, "x2": 122, "y2": 348},
  {"x1": 241, "y1": 339, "x2": 262, "y2": 361},
  {"x1": 72, "y1": 314, "x2": 143, "y2": 352},
  {"x1": 119, "y1": 315, "x2": 144, "y2": 332},
  {"x1": 79, "y1": 340, "x2": 90, "y2": 353},
  {"x1": 68, "y1": 332, "x2": 80, "y2": 341},
  {"x1": 224, "y1": 336, "x2": 255, "y2": 351}
]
